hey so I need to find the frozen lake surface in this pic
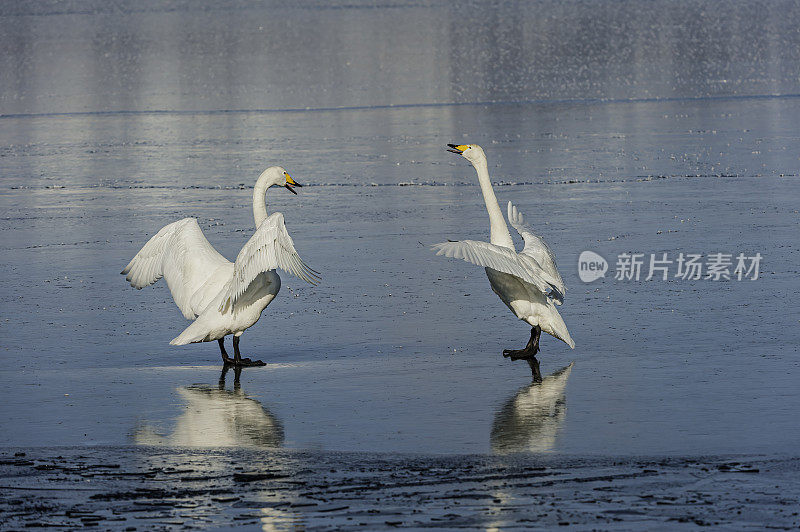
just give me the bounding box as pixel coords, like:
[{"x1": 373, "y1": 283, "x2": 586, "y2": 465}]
[
  {"x1": 3, "y1": 448, "x2": 800, "y2": 530},
  {"x1": 1, "y1": 0, "x2": 800, "y2": 461}
]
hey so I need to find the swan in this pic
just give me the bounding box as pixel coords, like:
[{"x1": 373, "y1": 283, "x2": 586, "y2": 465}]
[
  {"x1": 122, "y1": 166, "x2": 319, "y2": 367},
  {"x1": 432, "y1": 144, "x2": 573, "y2": 380}
]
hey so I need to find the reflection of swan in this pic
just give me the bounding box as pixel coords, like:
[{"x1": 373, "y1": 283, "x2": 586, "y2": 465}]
[
  {"x1": 134, "y1": 368, "x2": 298, "y2": 530},
  {"x1": 122, "y1": 166, "x2": 319, "y2": 366},
  {"x1": 135, "y1": 366, "x2": 284, "y2": 448},
  {"x1": 433, "y1": 144, "x2": 573, "y2": 379},
  {"x1": 491, "y1": 362, "x2": 573, "y2": 453}
]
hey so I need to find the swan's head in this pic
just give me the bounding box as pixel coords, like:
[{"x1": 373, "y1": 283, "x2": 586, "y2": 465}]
[
  {"x1": 259, "y1": 166, "x2": 303, "y2": 194},
  {"x1": 447, "y1": 143, "x2": 487, "y2": 166}
]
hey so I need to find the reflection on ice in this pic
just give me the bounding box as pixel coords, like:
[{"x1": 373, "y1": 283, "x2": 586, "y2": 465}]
[
  {"x1": 134, "y1": 368, "x2": 300, "y2": 530},
  {"x1": 491, "y1": 362, "x2": 573, "y2": 454},
  {"x1": 259, "y1": 507, "x2": 305, "y2": 532},
  {"x1": 134, "y1": 366, "x2": 284, "y2": 448}
]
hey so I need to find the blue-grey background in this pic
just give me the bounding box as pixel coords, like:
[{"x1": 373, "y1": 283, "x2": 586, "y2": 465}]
[{"x1": 1, "y1": 0, "x2": 798, "y2": 454}]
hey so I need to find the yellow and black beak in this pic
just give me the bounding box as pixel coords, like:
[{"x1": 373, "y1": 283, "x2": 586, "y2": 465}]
[
  {"x1": 447, "y1": 143, "x2": 468, "y2": 154},
  {"x1": 284, "y1": 173, "x2": 302, "y2": 195}
]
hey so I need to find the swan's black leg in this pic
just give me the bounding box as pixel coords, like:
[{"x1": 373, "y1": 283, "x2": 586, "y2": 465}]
[
  {"x1": 530, "y1": 325, "x2": 541, "y2": 354},
  {"x1": 219, "y1": 338, "x2": 236, "y2": 365},
  {"x1": 233, "y1": 335, "x2": 241, "y2": 363},
  {"x1": 231, "y1": 335, "x2": 266, "y2": 367},
  {"x1": 503, "y1": 325, "x2": 541, "y2": 361}
]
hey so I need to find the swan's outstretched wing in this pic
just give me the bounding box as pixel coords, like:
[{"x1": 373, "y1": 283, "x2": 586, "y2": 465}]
[
  {"x1": 122, "y1": 218, "x2": 231, "y2": 319},
  {"x1": 220, "y1": 212, "x2": 319, "y2": 312},
  {"x1": 432, "y1": 239, "x2": 558, "y2": 296},
  {"x1": 507, "y1": 201, "x2": 566, "y2": 302}
]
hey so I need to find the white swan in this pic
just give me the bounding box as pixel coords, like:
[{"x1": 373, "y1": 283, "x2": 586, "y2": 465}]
[
  {"x1": 433, "y1": 144, "x2": 573, "y2": 379},
  {"x1": 122, "y1": 166, "x2": 319, "y2": 366}
]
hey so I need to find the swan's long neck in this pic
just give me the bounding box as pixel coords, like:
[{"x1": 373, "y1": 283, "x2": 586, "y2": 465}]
[
  {"x1": 252, "y1": 176, "x2": 270, "y2": 227},
  {"x1": 474, "y1": 161, "x2": 514, "y2": 249}
]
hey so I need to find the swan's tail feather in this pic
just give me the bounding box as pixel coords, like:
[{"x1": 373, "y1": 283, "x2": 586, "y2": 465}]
[
  {"x1": 170, "y1": 330, "x2": 205, "y2": 346},
  {"x1": 543, "y1": 305, "x2": 575, "y2": 349},
  {"x1": 170, "y1": 318, "x2": 214, "y2": 345}
]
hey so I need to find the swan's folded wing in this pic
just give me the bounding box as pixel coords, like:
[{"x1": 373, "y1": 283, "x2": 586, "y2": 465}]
[
  {"x1": 431, "y1": 239, "x2": 555, "y2": 295},
  {"x1": 122, "y1": 218, "x2": 231, "y2": 318},
  {"x1": 221, "y1": 212, "x2": 319, "y2": 312},
  {"x1": 507, "y1": 201, "x2": 566, "y2": 302}
]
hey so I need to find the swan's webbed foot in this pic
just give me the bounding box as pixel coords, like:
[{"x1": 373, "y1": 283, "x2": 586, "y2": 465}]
[
  {"x1": 502, "y1": 347, "x2": 537, "y2": 361},
  {"x1": 228, "y1": 357, "x2": 267, "y2": 367},
  {"x1": 221, "y1": 355, "x2": 266, "y2": 366},
  {"x1": 503, "y1": 326, "x2": 543, "y2": 381},
  {"x1": 218, "y1": 336, "x2": 267, "y2": 367},
  {"x1": 502, "y1": 325, "x2": 541, "y2": 360},
  {"x1": 221, "y1": 355, "x2": 267, "y2": 366}
]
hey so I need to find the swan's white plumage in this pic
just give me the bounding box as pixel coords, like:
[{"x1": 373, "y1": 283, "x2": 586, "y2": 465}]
[
  {"x1": 221, "y1": 212, "x2": 318, "y2": 313},
  {"x1": 506, "y1": 201, "x2": 565, "y2": 303},
  {"x1": 431, "y1": 239, "x2": 555, "y2": 296},
  {"x1": 433, "y1": 143, "x2": 573, "y2": 349},
  {"x1": 122, "y1": 166, "x2": 316, "y2": 349},
  {"x1": 122, "y1": 218, "x2": 232, "y2": 319}
]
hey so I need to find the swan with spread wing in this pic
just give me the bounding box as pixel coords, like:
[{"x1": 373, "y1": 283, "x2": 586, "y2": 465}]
[
  {"x1": 122, "y1": 166, "x2": 319, "y2": 367},
  {"x1": 433, "y1": 144, "x2": 573, "y2": 380}
]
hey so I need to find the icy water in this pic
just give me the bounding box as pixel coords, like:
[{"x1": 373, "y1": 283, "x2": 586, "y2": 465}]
[{"x1": 1, "y1": 0, "x2": 800, "y2": 457}]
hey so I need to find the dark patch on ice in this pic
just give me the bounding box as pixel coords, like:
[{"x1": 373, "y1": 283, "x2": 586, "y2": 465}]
[{"x1": 1, "y1": 448, "x2": 798, "y2": 530}]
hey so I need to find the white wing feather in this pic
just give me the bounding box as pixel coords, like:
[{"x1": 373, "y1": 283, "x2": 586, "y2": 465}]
[
  {"x1": 507, "y1": 201, "x2": 566, "y2": 302},
  {"x1": 220, "y1": 212, "x2": 319, "y2": 312},
  {"x1": 122, "y1": 218, "x2": 231, "y2": 319},
  {"x1": 431, "y1": 240, "x2": 556, "y2": 295}
]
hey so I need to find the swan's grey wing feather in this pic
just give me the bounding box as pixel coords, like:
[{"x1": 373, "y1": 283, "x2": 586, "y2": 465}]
[
  {"x1": 431, "y1": 240, "x2": 554, "y2": 295},
  {"x1": 507, "y1": 201, "x2": 566, "y2": 302},
  {"x1": 122, "y1": 218, "x2": 231, "y2": 318},
  {"x1": 221, "y1": 212, "x2": 318, "y2": 312}
]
